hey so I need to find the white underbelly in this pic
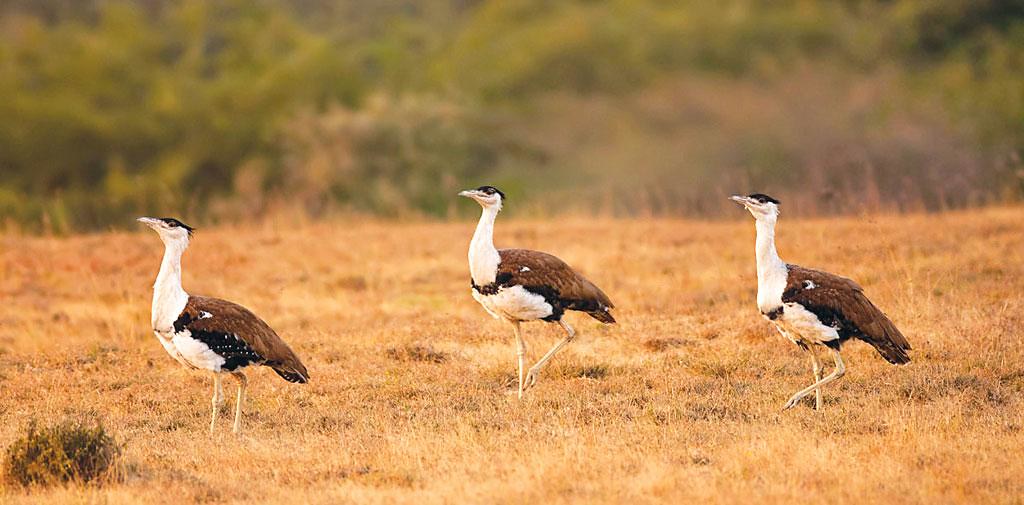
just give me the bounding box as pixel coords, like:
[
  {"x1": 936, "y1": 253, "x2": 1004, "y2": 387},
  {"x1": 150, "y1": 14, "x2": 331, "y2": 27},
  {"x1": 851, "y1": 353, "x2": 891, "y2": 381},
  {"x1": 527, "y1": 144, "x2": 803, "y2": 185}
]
[
  {"x1": 472, "y1": 285, "x2": 553, "y2": 322},
  {"x1": 154, "y1": 330, "x2": 226, "y2": 371},
  {"x1": 773, "y1": 303, "x2": 840, "y2": 345}
]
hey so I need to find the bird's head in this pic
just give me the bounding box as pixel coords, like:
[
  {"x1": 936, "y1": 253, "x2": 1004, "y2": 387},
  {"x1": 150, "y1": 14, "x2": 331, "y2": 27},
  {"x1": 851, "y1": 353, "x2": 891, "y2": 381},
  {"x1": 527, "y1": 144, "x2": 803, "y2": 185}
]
[
  {"x1": 137, "y1": 217, "x2": 194, "y2": 246},
  {"x1": 458, "y1": 185, "x2": 505, "y2": 211},
  {"x1": 730, "y1": 193, "x2": 781, "y2": 222}
]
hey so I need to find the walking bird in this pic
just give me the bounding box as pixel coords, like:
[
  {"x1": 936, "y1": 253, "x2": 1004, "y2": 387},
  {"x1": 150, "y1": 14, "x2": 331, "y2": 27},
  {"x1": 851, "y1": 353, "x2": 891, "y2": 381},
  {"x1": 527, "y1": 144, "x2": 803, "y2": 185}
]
[
  {"x1": 730, "y1": 194, "x2": 911, "y2": 410},
  {"x1": 138, "y1": 217, "x2": 309, "y2": 433},
  {"x1": 459, "y1": 186, "x2": 615, "y2": 398}
]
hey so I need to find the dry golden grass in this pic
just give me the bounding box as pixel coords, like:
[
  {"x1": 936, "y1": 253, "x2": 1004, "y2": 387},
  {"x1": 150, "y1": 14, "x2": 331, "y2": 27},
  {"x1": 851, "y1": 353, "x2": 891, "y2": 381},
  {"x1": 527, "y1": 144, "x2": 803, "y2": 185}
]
[{"x1": 1, "y1": 207, "x2": 1023, "y2": 503}]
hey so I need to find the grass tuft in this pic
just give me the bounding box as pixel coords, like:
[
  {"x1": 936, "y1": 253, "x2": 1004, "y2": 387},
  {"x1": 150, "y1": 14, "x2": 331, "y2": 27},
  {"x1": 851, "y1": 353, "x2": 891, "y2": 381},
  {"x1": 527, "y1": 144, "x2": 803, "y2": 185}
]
[
  {"x1": 385, "y1": 343, "x2": 449, "y2": 364},
  {"x1": 643, "y1": 338, "x2": 691, "y2": 352},
  {"x1": 574, "y1": 364, "x2": 610, "y2": 379},
  {"x1": 3, "y1": 419, "x2": 120, "y2": 488}
]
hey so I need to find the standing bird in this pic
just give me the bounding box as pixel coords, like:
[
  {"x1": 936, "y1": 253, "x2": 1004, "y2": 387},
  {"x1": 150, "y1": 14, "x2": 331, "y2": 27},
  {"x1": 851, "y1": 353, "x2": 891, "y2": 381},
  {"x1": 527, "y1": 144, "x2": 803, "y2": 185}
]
[
  {"x1": 730, "y1": 194, "x2": 911, "y2": 410},
  {"x1": 458, "y1": 186, "x2": 615, "y2": 398},
  {"x1": 138, "y1": 217, "x2": 309, "y2": 433}
]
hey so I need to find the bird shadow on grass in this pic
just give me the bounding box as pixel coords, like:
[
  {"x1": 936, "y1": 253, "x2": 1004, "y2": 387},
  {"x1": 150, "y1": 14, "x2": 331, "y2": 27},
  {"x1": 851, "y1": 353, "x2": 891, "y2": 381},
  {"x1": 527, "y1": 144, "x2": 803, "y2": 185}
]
[
  {"x1": 384, "y1": 343, "x2": 450, "y2": 364},
  {"x1": 642, "y1": 337, "x2": 696, "y2": 352}
]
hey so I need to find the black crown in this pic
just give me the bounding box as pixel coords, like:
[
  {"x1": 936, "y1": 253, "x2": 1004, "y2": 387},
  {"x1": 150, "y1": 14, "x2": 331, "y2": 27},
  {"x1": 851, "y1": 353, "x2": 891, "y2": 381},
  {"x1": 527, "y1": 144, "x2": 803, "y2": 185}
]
[
  {"x1": 747, "y1": 193, "x2": 780, "y2": 205},
  {"x1": 160, "y1": 217, "x2": 195, "y2": 235},
  {"x1": 476, "y1": 186, "x2": 506, "y2": 200}
]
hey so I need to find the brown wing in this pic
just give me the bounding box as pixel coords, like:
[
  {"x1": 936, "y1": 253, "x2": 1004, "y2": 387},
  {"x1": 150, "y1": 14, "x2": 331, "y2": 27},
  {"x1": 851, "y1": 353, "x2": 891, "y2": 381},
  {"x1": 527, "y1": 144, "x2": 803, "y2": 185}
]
[
  {"x1": 179, "y1": 296, "x2": 310, "y2": 382},
  {"x1": 497, "y1": 249, "x2": 615, "y2": 323},
  {"x1": 783, "y1": 265, "x2": 911, "y2": 364}
]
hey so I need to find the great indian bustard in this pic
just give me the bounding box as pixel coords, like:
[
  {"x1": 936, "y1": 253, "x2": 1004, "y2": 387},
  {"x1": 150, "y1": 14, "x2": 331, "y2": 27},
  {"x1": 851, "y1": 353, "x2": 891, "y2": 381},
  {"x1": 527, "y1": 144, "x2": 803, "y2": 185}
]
[
  {"x1": 459, "y1": 186, "x2": 616, "y2": 398},
  {"x1": 138, "y1": 217, "x2": 309, "y2": 433},
  {"x1": 730, "y1": 194, "x2": 911, "y2": 410}
]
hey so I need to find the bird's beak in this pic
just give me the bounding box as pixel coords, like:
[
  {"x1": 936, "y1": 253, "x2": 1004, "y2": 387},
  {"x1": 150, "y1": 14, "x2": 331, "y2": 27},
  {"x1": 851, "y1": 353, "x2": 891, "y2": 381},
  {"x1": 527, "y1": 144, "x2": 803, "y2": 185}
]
[
  {"x1": 458, "y1": 190, "x2": 480, "y2": 199},
  {"x1": 729, "y1": 195, "x2": 751, "y2": 206},
  {"x1": 137, "y1": 217, "x2": 160, "y2": 228}
]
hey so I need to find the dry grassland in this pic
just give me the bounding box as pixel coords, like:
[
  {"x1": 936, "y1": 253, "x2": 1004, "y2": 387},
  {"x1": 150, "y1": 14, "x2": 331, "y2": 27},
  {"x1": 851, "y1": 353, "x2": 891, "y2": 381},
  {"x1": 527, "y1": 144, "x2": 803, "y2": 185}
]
[{"x1": 1, "y1": 207, "x2": 1022, "y2": 503}]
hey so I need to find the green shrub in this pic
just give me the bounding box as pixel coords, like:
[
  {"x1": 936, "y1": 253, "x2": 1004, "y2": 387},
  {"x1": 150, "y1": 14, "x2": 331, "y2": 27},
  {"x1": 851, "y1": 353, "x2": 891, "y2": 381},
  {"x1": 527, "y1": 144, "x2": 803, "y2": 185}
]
[{"x1": 3, "y1": 419, "x2": 120, "y2": 487}]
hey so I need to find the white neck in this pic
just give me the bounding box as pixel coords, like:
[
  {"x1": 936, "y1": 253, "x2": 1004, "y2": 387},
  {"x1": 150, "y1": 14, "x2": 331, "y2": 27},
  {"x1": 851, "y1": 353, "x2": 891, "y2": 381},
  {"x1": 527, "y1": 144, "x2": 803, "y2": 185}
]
[
  {"x1": 754, "y1": 216, "x2": 787, "y2": 311},
  {"x1": 151, "y1": 239, "x2": 189, "y2": 331},
  {"x1": 468, "y1": 206, "x2": 501, "y2": 285}
]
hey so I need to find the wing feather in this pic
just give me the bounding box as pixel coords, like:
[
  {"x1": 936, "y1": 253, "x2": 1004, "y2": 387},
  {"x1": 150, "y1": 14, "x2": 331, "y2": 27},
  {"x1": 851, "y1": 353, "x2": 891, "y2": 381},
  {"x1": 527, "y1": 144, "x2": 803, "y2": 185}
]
[
  {"x1": 784, "y1": 265, "x2": 910, "y2": 364},
  {"x1": 181, "y1": 296, "x2": 310, "y2": 382},
  {"x1": 496, "y1": 249, "x2": 615, "y2": 322}
]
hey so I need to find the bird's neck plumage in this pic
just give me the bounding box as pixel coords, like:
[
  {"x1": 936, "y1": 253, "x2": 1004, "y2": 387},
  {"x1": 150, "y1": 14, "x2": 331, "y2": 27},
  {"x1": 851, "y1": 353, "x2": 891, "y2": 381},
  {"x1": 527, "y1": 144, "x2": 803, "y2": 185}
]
[
  {"x1": 468, "y1": 206, "x2": 501, "y2": 285},
  {"x1": 754, "y1": 216, "x2": 787, "y2": 311},
  {"x1": 152, "y1": 239, "x2": 190, "y2": 331}
]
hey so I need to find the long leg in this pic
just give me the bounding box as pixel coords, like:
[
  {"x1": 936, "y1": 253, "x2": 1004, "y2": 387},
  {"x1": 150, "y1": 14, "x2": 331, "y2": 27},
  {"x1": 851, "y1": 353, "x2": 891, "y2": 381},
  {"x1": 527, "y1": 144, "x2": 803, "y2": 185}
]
[
  {"x1": 523, "y1": 320, "x2": 576, "y2": 392},
  {"x1": 778, "y1": 326, "x2": 826, "y2": 410},
  {"x1": 231, "y1": 371, "x2": 248, "y2": 434},
  {"x1": 809, "y1": 349, "x2": 824, "y2": 410},
  {"x1": 210, "y1": 374, "x2": 224, "y2": 434},
  {"x1": 783, "y1": 346, "x2": 845, "y2": 411},
  {"x1": 511, "y1": 321, "x2": 528, "y2": 399}
]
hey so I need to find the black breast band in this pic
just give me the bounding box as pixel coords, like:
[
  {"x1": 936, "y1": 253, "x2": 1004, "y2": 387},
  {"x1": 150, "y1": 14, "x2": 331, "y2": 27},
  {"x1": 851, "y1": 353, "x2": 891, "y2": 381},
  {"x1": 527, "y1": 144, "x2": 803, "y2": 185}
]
[
  {"x1": 471, "y1": 272, "x2": 514, "y2": 295},
  {"x1": 471, "y1": 280, "x2": 500, "y2": 295}
]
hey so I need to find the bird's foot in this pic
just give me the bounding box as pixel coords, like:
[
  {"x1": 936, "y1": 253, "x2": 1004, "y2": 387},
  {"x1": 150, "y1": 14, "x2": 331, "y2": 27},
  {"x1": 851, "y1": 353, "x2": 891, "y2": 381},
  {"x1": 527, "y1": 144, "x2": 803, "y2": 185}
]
[
  {"x1": 522, "y1": 368, "x2": 540, "y2": 393},
  {"x1": 782, "y1": 392, "x2": 808, "y2": 411},
  {"x1": 504, "y1": 385, "x2": 524, "y2": 399}
]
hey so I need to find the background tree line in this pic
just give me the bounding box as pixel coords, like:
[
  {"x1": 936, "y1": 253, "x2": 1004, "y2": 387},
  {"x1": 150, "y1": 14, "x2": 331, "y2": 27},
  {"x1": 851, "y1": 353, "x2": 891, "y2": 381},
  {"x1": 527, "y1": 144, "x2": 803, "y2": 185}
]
[{"x1": 1, "y1": 0, "x2": 1022, "y2": 231}]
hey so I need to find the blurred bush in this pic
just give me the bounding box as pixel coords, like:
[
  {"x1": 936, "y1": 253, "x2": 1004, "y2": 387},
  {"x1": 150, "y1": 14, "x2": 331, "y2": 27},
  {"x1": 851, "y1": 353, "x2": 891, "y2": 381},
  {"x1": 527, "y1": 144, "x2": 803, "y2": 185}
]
[
  {"x1": 0, "y1": 0, "x2": 1021, "y2": 230},
  {"x1": 3, "y1": 419, "x2": 120, "y2": 487},
  {"x1": 277, "y1": 95, "x2": 529, "y2": 218},
  {"x1": 0, "y1": 0, "x2": 366, "y2": 230}
]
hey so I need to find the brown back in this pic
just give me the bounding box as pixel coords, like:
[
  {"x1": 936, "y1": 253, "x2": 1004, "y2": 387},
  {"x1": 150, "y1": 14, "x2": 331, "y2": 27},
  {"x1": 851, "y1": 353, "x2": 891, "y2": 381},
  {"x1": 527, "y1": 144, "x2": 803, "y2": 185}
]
[
  {"x1": 497, "y1": 249, "x2": 615, "y2": 322},
  {"x1": 784, "y1": 265, "x2": 911, "y2": 364},
  {"x1": 182, "y1": 296, "x2": 310, "y2": 382}
]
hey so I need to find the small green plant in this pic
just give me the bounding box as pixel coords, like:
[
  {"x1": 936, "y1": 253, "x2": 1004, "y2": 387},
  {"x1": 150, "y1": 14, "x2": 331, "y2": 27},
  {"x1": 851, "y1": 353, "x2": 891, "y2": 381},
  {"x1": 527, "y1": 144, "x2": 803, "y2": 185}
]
[{"x1": 3, "y1": 419, "x2": 120, "y2": 487}]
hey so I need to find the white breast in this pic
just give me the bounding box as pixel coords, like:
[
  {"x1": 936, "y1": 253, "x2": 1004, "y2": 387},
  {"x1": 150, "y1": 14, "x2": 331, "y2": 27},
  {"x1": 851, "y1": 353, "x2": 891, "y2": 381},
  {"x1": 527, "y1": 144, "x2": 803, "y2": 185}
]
[
  {"x1": 757, "y1": 267, "x2": 787, "y2": 314},
  {"x1": 170, "y1": 331, "x2": 227, "y2": 371},
  {"x1": 151, "y1": 292, "x2": 192, "y2": 366},
  {"x1": 152, "y1": 291, "x2": 188, "y2": 334},
  {"x1": 469, "y1": 246, "x2": 500, "y2": 286},
  {"x1": 471, "y1": 289, "x2": 501, "y2": 319},
  {"x1": 473, "y1": 285, "x2": 553, "y2": 322},
  {"x1": 777, "y1": 303, "x2": 840, "y2": 344},
  {"x1": 153, "y1": 329, "x2": 192, "y2": 368}
]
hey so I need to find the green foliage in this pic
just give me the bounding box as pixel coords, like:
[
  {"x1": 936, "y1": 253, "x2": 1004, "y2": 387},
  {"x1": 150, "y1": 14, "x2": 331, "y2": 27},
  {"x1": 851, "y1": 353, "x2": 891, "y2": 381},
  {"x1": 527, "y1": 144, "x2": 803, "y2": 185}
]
[
  {"x1": 3, "y1": 419, "x2": 120, "y2": 487},
  {"x1": 0, "y1": 0, "x2": 1022, "y2": 229},
  {"x1": 0, "y1": 1, "x2": 365, "y2": 229},
  {"x1": 279, "y1": 95, "x2": 521, "y2": 217}
]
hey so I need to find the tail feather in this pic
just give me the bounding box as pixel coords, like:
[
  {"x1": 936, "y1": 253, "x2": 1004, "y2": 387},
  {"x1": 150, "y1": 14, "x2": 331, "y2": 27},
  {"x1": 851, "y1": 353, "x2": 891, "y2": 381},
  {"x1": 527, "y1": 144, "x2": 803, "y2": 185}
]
[
  {"x1": 859, "y1": 314, "x2": 911, "y2": 365},
  {"x1": 867, "y1": 336, "x2": 911, "y2": 365},
  {"x1": 272, "y1": 367, "x2": 309, "y2": 384},
  {"x1": 268, "y1": 360, "x2": 310, "y2": 384},
  {"x1": 572, "y1": 277, "x2": 615, "y2": 324},
  {"x1": 587, "y1": 307, "x2": 616, "y2": 324},
  {"x1": 840, "y1": 289, "x2": 911, "y2": 365}
]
